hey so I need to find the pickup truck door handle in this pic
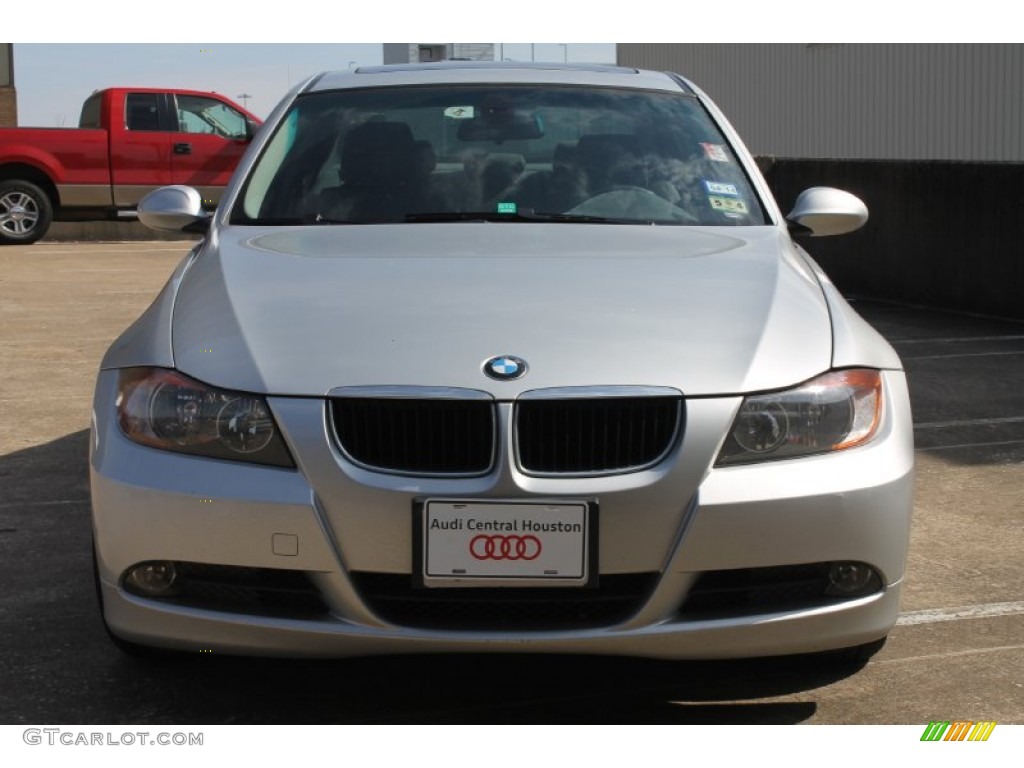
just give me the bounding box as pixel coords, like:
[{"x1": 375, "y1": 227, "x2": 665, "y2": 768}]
[{"x1": 173, "y1": 142, "x2": 192, "y2": 155}]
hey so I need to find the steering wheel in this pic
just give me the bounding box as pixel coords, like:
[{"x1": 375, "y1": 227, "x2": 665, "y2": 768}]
[{"x1": 567, "y1": 186, "x2": 698, "y2": 222}]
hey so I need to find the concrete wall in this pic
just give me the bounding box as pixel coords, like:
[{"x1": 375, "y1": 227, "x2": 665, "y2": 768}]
[{"x1": 761, "y1": 159, "x2": 1024, "y2": 320}]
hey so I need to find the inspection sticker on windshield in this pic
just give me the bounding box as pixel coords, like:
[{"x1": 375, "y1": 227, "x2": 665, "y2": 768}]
[
  {"x1": 421, "y1": 500, "x2": 592, "y2": 587},
  {"x1": 703, "y1": 180, "x2": 738, "y2": 196},
  {"x1": 700, "y1": 143, "x2": 730, "y2": 162},
  {"x1": 444, "y1": 106, "x2": 475, "y2": 119},
  {"x1": 709, "y1": 196, "x2": 748, "y2": 214}
]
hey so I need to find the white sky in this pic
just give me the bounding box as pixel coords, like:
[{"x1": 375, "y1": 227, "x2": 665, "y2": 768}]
[
  {"x1": 8, "y1": 1, "x2": 1013, "y2": 126},
  {"x1": 12, "y1": 44, "x2": 614, "y2": 126}
]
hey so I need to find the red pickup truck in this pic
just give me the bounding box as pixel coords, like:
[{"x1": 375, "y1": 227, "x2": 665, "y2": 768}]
[{"x1": 0, "y1": 87, "x2": 261, "y2": 244}]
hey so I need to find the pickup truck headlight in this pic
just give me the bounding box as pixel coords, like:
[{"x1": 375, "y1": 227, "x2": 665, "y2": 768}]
[
  {"x1": 116, "y1": 368, "x2": 295, "y2": 467},
  {"x1": 715, "y1": 369, "x2": 883, "y2": 466}
]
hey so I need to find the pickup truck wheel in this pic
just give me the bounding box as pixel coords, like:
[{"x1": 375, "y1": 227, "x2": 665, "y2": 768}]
[{"x1": 0, "y1": 180, "x2": 54, "y2": 245}]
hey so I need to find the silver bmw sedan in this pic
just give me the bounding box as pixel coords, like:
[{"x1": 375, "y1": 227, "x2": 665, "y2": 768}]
[{"x1": 90, "y1": 62, "x2": 914, "y2": 660}]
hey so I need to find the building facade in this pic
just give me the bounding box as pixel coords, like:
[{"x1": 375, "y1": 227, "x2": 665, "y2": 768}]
[
  {"x1": 383, "y1": 44, "x2": 495, "y2": 65},
  {"x1": 617, "y1": 44, "x2": 1024, "y2": 162},
  {"x1": 0, "y1": 44, "x2": 16, "y2": 127},
  {"x1": 619, "y1": 44, "x2": 1024, "y2": 319}
]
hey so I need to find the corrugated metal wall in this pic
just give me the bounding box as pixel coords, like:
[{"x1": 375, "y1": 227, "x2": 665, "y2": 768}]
[{"x1": 617, "y1": 44, "x2": 1024, "y2": 161}]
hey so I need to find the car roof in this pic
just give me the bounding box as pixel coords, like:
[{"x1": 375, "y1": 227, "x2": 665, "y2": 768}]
[{"x1": 307, "y1": 61, "x2": 690, "y2": 95}]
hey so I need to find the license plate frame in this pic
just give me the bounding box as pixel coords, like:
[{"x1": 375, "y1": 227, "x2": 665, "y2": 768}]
[{"x1": 413, "y1": 499, "x2": 598, "y2": 588}]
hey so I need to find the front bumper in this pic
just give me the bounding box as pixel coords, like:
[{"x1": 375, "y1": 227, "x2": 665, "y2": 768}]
[{"x1": 90, "y1": 369, "x2": 914, "y2": 659}]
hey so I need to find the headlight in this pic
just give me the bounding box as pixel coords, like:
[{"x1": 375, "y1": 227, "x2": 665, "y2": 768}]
[
  {"x1": 116, "y1": 368, "x2": 295, "y2": 467},
  {"x1": 715, "y1": 369, "x2": 883, "y2": 466}
]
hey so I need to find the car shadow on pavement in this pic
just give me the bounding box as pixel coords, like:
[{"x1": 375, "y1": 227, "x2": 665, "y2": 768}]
[
  {"x1": 2, "y1": 430, "x2": 865, "y2": 724},
  {"x1": 86, "y1": 652, "x2": 844, "y2": 724}
]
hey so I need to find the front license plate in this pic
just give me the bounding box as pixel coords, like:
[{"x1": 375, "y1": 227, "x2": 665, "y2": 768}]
[{"x1": 420, "y1": 500, "x2": 593, "y2": 587}]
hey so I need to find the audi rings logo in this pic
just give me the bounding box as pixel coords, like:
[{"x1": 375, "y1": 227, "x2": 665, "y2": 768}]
[{"x1": 469, "y1": 534, "x2": 542, "y2": 561}]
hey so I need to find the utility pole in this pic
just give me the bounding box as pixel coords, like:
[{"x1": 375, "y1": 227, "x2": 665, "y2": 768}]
[{"x1": 236, "y1": 93, "x2": 252, "y2": 109}]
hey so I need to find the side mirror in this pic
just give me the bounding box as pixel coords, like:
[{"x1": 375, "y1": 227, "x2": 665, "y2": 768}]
[
  {"x1": 137, "y1": 185, "x2": 210, "y2": 233},
  {"x1": 786, "y1": 187, "x2": 868, "y2": 237},
  {"x1": 245, "y1": 118, "x2": 259, "y2": 141}
]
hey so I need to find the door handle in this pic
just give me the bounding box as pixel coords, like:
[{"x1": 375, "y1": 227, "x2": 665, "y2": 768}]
[{"x1": 173, "y1": 142, "x2": 192, "y2": 155}]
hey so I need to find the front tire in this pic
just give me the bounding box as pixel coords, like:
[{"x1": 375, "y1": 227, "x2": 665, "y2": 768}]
[{"x1": 0, "y1": 179, "x2": 54, "y2": 245}]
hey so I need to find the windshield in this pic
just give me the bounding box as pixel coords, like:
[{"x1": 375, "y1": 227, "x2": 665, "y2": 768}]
[{"x1": 234, "y1": 84, "x2": 767, "y2": 226}]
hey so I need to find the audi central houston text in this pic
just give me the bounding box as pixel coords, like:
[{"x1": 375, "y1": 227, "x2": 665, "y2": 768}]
[
  {"x1": 430, "y1": 519, "x2": 584, "y2": 532},
  {"x1": 90, "y1": 62, "x2": 913, "y2": 660}
]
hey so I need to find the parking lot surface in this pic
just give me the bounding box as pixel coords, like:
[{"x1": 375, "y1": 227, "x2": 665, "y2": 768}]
[{"x1": 1, "y1": 242, "x2": 1021, "y2": 724}]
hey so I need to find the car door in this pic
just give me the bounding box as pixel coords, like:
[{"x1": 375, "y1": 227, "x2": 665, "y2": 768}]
[
  {"x1": 109, "y1": 91, "x2": 174, "y2": 207},
  {"x1": 168, "y1": 94, "x2": 251, "y2": 207}
]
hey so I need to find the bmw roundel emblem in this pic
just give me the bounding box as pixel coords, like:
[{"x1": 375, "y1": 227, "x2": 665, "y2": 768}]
[{"x1": 484, "y1": 355, "x2": 528, "y2": 381}]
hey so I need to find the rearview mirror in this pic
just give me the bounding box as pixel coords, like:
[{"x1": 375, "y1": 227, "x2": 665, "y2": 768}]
[
  {"x1": 457, "y1": 108, "x2": 543, "y2": 143},
  {"x1": 786, "y1": 187, "x2": 868, "y2": 237}
]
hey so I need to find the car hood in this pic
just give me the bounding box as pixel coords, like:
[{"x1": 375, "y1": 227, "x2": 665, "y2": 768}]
[{"x1": 170, "y1": 224, "x2": 831, "y2": 397}]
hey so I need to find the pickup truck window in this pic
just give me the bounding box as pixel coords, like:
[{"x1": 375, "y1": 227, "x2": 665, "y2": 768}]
[
  {"x1": 79, "y1": 93, "x2": 102, "y2": 129},
  {"x1": 126, "y1": 93, "x2": 162, "y2": 132},
  {"x1": 175, "y1": 95, "x2": 248, "y2": 140}
]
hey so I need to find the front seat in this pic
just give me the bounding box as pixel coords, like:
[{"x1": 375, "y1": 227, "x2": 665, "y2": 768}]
[
  {"x1": 325, "y1": 121, "x2": 419, "y2": 221},
  {"x1": 575, "y1": 134, "x2": 647, "y2": 196}
]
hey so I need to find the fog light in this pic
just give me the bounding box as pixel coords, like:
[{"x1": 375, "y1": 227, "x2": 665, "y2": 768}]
[
  {"x1": 124, "y1": 561, "x2": 179, "y2": 597},
  {"x1": 826, "y1": 562, "x2": 879, "y2": 597}
]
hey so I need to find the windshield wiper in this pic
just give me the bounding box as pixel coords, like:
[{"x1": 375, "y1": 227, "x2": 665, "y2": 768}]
[
  {"x1": 304, "y1": 214, "x2": 367, "y2": 225},
  {"x1": 404, "y1": 210, "x2": 644, "y2": 225}
]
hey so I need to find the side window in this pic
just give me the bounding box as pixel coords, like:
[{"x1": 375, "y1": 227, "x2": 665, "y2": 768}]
[
  {"x1": 175, "y1": 95, "x2": 248, "y2": 139},
  {"x1": 125, "y1": 93, "x2": 162, "y2": 132},
  {"x1": 79, "y1": 93, "x2": 102, "y2": 129}
]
